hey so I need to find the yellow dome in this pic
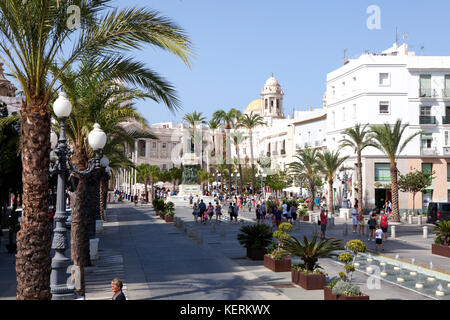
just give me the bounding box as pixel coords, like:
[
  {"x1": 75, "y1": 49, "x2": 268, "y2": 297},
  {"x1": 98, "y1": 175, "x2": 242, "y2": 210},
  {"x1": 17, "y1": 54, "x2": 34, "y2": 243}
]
[{"x1": 245, "y1": 98, "x2": 262, "y2": 114}]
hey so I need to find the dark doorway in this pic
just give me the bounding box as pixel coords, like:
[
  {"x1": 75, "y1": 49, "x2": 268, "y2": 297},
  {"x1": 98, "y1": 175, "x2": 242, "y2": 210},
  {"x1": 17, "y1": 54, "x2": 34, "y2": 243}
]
[{"x1": 375, "y1": 189, "x2": 392, "y2": 210}]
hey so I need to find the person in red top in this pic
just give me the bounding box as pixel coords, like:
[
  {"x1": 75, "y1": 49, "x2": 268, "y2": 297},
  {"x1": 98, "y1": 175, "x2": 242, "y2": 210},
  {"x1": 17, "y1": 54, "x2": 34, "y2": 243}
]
[
  {"x1": 320, "y1": 209, "x2": 328, "y2": 239},
  {"x1": 379, "y1": 210, "x2": 389, "y2": 240}
]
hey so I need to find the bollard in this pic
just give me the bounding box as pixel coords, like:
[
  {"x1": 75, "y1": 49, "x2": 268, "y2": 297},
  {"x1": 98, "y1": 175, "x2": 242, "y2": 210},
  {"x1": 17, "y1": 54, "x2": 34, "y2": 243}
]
[
  {"x1": 423, "y1": 226, "x2": 428, "y2": 239},
  {"x1": 417, "y1": 215, "x2": 422, "y2": 226},
  {"x1": 408, "y1": 215, "x2": 413, "y2": 224},
  {"x1": 309, "y1": 212, "x2": 312, "y2": 223},
  {"x1": 391, "y1": 225, "x2": 396, "y2": 239},
  {"x1": 343, "y1": 222, "x2": 348, "y2": 236}
]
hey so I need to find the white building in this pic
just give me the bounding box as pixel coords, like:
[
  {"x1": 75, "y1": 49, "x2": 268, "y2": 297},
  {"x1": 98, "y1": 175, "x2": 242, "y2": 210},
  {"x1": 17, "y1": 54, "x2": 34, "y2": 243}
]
[{"x1": 326, "y1": 42, "x2": 450, "y2": 212}]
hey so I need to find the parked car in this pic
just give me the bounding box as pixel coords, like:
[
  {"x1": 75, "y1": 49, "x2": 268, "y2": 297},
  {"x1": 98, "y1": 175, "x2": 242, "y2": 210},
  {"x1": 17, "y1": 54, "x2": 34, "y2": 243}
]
[
  {"x1": 426, "y1": 202, "x2": 450, "y2": 224},
  {"x1": 65, "y1": 209, "x2": 72, "y2": 229}
]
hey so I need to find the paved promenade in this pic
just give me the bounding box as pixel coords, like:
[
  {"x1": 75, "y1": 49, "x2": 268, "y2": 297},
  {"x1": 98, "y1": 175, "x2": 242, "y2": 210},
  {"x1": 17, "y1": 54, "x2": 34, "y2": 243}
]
[{"x1": 0, "y1": 202, "x2": 447, "y2": 300}]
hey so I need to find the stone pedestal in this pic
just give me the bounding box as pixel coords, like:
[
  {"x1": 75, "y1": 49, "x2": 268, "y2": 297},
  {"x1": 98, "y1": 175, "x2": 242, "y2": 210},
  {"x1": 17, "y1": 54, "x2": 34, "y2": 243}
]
[
  {"x1": 89, "y1": 238, "x2": 99, "y2": 260},
  {"x1": 339, "y1": 208, "x2": 351, "y2": 219},
  {"x1": 95, "y1": 220, "x2": 103, "y2": 234},
  {"x1": 178, "y1": 184, "x2": 202, "y2": 196}
]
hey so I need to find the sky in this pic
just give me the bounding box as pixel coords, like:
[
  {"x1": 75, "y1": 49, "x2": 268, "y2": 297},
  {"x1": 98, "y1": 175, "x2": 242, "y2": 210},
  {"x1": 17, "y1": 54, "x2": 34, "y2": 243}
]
[{"x1": 6, "y1": 0, "x2": 450, "y2": 124}]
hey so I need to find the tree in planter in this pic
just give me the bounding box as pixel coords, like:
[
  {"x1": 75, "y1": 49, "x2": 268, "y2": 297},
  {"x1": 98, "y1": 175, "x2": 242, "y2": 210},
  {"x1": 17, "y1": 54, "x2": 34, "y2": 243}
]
[
  {"x1": 433, "y1": 221, "x2": 450, "y2": 246},
  {"x1": 163, "y1": 201, "x2": 175, "y2": 220},
  {"x1": 398, "y1": 170, "x2": 434, "y2": 215},
  {"x1": 237, "y1": 224, "x2": 273, "y2": 253},
  {"x1": 265, "y1": 172, "x2": 287, "y2": 200},
  {"x1": 280, "y1": 234, "x2": 344, "y2": 273},
  {"x1": 345, "y1": 239, "x2": 366, "y2": 281},
  {"x1": 267, "y1": 222, "x2": 292, "y2": 260}
]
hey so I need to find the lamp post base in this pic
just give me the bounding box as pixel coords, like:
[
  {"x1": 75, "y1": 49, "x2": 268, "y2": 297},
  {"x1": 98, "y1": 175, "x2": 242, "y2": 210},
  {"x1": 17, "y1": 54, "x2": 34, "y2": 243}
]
[{"x1": 51, "y1": 285, "x2": 77, "y2": 300}]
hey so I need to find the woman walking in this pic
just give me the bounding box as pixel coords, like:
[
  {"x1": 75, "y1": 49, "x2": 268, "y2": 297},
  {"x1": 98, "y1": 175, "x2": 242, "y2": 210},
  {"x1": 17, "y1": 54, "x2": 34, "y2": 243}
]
[
  {"x1": 255, "y1": 204, "x2": 261, "y2": 225},
  {"x1": 291, "y1": 204, "x2": 297, "y2": 225},
  {"x1": 357, "y1": 209, "x2": 365, "y2": 236},
  {"x1": 215, "y1": 203, "x2": 222, "y2": 222},
  {"x1": 207, "y1": 202, "x2": 214, "y2": 223},
  {"x1": 368, "y1": 210, "x2": 378, "y2": 241},
  {"x1": 193, "y1": 203, "x2": 200, "y2": 224},
  {"x1": 111, "y1": 278, "x2": 126, "y2": 300},
  {"x1": 320, "y1": 209, "x2": 328, "y2": 239}
]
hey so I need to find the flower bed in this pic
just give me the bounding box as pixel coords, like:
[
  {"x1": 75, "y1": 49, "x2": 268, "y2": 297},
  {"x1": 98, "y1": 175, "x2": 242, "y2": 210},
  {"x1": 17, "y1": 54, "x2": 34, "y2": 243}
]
[
  {"x1": 264, "y1": 255, "x2": 291, "y2": 272},
  {"x1": 291, "y1": 268, "x2": 326, "y2": 290},
  {"x1": 432, "y1": 244, "x2": 450, "y2": 258}
]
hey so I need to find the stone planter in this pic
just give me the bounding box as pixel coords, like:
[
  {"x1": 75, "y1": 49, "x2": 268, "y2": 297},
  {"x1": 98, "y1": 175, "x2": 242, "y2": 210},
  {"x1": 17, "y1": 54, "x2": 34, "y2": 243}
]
[
  {"x1": 165, "y1": 216, "x2": 174, "y2": 223},
  {"x1": 264, "y1": 255, "x2": 291, "y2": 272},
  {"x1": 323, "y1": 286, "x2": 337, "y2": 300},
  {"x1": 298, "y1": 216, "x2": 309, "y2": 222},
  {"x1": 432, "y1": 244, "x2": 450, "y2": 258},
  {"x1": 246, "y1": 247, "x2": 266, "y2": 260},
  {"x1": 291, "y1": 268, "x2": 326, "y2": 290}
]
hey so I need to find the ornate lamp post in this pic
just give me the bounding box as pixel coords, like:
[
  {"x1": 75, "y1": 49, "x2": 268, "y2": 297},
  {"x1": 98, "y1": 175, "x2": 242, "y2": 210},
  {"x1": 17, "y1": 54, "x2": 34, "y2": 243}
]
[
  {"x1": 298, "y1": 177, "x2": 305, "y2": 200},
  {"x1": 49, "y1": 92, "x2": 106, "y2": 300},
  {"x1": 338, "y1": 168, "x2": 353, "y2": 209}
]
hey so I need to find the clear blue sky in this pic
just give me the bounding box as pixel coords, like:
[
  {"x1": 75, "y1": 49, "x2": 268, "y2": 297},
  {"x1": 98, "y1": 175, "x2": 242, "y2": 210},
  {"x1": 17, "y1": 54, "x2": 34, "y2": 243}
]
[{"x1": 12, "y1": 0, "x2": 450, "y2": 124}]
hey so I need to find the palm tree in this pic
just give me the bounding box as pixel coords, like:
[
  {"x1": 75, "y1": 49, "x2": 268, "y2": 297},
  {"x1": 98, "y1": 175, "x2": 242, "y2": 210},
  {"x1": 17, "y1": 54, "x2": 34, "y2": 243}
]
[
  {"x1": 339, "y1": 124, "x2": 376, "y2": 216},
  {"x1": 237, "y1": 112, "x2": 265, "y2": 194},
  {"x1": 230, "y1": 130, "x2": 247, "y2": 193},
  {"x1": 183, "y1": 111, "x2": 207, "y2": 128},
  {"x1": 317, "y1": 150, "x2": 349, "y2": 215},
  {"x1": 169, "y1": 167, "x2": 183, "y2": 193},
  {"x1": 370, "y1": 120, "x2": 421, "y2": 222},
  {"x1": 0, "y1": 1, "x2": 193, "y2": 299},
  {"x1": 213, "y1": 108, "x2": 241, "y2": 194},
  {"x1": 137, "y1": 164, "x2": 161, "y2": 202},
  {"x1": 208, "y1": 118, "x2": 220, "y2": 158},
  {"x1": 288, "y1": 149, "x2": 321, "y2": 211}
]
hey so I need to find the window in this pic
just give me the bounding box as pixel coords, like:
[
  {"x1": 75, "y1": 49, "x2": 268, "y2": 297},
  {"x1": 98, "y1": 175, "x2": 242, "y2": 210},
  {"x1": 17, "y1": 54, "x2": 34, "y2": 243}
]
[
  {"x1": 265, "y1": 99, "x2": 268, "y2": 109},
  {"x1": 173, "y1": 143, "x2": 177, "y2": 148},
  {"x1": 379, "y1": 101, "x2": 390, "y2": 114},
  {"x1": 331, "y1": 86, "x2": 335, "y2": 97},
  {"x1": 420, "y1": 75, "x2": 432, "y2": 97},
  {"x1": 162, "y1": 143, "x2": 166, "y2": 149},
  {"x1": 444, "y1": 130, "x2": 450, "y2": 146},
  {"x1": 422, "y1": 163, "x2": 433, "y2": 174},
  {"x1": 421, "y1": 133, "x2": 433, "y2": 149},
  {"x1": 331, "y1": 111, "x2": 335, "y2": 128},
  {"x1": 379, "y1": 73, "x2": 390, "y2": 86},
  {"x1": 152, "y1": 142, "x2": 156, "y2": 148},
  {"x1": 162, "y1": 164, "x2": 167, "y2": 171},
  {"x1": 447, "y1": 163, "x2": 450, "y2": 182},
  {"x1": 445, "y1": 75, "x2": 450, "y2": 97},
  {"x1": 375, "y1": 163, "x2": 391, "y2": 182},
  {"x1": 420, "y1": 106, "x2": 431, "y2": 116},
  {"x1": 138, "y1": 140, "x2": 146, "y2": 157}
]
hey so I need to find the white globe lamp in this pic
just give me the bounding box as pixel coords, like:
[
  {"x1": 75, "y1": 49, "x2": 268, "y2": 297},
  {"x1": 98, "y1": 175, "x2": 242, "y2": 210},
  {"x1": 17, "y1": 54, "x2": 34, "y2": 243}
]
[
  {"x1": 53, "y1": 92, "x2": 72, "y2": 118},
  {"x1": 88, "y1": 123, "x2": 107, "y2": 151}
]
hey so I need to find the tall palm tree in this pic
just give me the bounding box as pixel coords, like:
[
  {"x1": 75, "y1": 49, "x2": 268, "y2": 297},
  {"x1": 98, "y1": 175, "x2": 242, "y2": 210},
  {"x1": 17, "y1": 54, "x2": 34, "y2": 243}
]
[
  {"x1": 317, "y1": 150, "x2": 349, "y2": 215},
  {"x1": 169, "y1": 167, "x2": 183, "y2": 193},
  {"x1": 208, "y1": 118, "x2": 220, "y2": 158},
  {"x1": 213, "y1": 108, "x2": 241, "y2": 194},
  {"x1": 237, "y1": 112, "x2": 265, "y2": 194},
  {"x1": 183, "y1": 111, "x2": 207, "y2": 128},
  {"x1": 230, "y1": 130, "x2": 247, "y2": 193},
  {"x1": 0, "y1": 1, "x2": 193, "y2": 299},
  {"x1": 137, "y1": 164, "x2": 160, "y2": 202},
  {"x1": 339, "y1": 124, "x2": 376, "y2": 216},
  {"x1": 370, "y1": 120, "x2": 421, "y2": 222},
  {"x1": 288, "y1": 149, "x2": 321, "y2": 211}
]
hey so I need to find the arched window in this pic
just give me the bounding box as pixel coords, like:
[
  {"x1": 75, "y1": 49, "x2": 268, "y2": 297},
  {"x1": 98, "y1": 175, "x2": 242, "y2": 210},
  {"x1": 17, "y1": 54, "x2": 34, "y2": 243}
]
[{"x1": 265, "y1": 99, "x2": 268, "y2": 109}]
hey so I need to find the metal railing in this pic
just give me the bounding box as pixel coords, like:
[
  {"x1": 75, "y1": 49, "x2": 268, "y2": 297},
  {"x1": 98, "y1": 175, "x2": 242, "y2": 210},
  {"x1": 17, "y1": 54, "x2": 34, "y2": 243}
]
[
  {"x1": 419, "y1": 116, "x2": 436, "y2": 125},
  {"x1": 420, "y1": 148, "x2": 438, "y2": 156},
  {"x1": 442, "y1": 116, "x2": 450, "y2": 125}
]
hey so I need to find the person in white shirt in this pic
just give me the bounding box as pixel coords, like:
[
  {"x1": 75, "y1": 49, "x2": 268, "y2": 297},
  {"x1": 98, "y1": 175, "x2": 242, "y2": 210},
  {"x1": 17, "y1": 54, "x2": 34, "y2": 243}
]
[
  {"x1": 375, "y1": 225, "x2": 384, "y2": 251},
  {"x1": 282, "y1": 201, "x2": 288, "y2": 220}
]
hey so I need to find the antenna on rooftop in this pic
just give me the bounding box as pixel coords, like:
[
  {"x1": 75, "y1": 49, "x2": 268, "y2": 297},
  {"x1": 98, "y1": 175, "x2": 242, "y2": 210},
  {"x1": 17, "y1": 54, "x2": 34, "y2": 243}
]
[
  {"x1": 403, "y1": 33, "x2": 409, "y2": 44},
  {"x1": 421, "y1": 46, "x2": 425, "y2": 56},
  {"x1": 343, "y1": 49, "x2": 348, "y2": 64},
  {"x1": 395, "y1": 27, "x2": 399, "y2": 45}
]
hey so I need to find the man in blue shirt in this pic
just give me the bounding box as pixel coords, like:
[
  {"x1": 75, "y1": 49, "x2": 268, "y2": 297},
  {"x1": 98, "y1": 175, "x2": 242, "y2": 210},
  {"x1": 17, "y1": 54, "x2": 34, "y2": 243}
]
[{"x1": 199, "y1": 199, "x2": 206, "y2": 223}]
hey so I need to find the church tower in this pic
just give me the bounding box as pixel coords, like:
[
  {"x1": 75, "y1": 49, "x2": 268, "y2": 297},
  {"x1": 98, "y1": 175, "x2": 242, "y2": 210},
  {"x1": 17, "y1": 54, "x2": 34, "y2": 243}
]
[{"x1": 261, "y1": 76, "x2": 284, "y2": 118}]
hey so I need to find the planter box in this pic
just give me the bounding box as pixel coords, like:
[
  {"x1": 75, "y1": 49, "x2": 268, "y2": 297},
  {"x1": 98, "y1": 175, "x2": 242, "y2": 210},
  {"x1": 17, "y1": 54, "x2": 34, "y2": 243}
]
[
  {"x1": 298, "y1": 216, "x2": 309, "y2": 222},
  {"x1": 432, "y1": 244, "x2": 450, "y2": 258},
  {"x1": 165, "y1": 216, "x2": 174, "y2": 223},
  {"x1": 323, "y1": 286, "x2": 337, "y2": 300},
  {"x1": 291, "y1": 268, "x2": 326, "y2": 290},
  {"x1": 264, "y1": 255, "x2": 291, "y2": 272},
  {"x1": 246, "y1": 247, "x2": 266, "y2": 261},
  {"x1": 324, "y1": 286, "x2": 369, "y2": 300}
]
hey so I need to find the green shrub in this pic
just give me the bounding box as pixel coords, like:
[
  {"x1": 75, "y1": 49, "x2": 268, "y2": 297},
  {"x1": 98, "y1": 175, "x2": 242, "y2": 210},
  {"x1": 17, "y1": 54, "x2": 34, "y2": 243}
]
[
  {"x1": 346, "y1": 240, "x2": 366, "y2": 253},
  {"x1": 434, "y1": 221, "x2": 450, "y2": 246},
  {"x1": 237, "y1": 224, "x2": 273, "y2": 250},
  {"x1": 298, "y1": 199, "x2": 305, "y2": 204},
  {"x1": 267, "y1": 248, "x2": 290, "y2": 260},
  {"x1": 278, "y1": 222, "x2": 293, "y2": 233},
  {"x1": 297, "y1": 208, "x2": 308, "y2": 216},
  {"x1": 338, "y1": 252, "x2": 353, "y2": 264},
  {"x1": 292, "y1": 264, "x2": 324, "y2": 275},
  {"x1": 328, "y1": 277, "x2": 340, "y2": 289},
  {"x1": 331, "y1": 280, "x2": 361, "y2": 297},
  {"x1": 338, "y1": 272, "x2": 347, "y2": 280}
]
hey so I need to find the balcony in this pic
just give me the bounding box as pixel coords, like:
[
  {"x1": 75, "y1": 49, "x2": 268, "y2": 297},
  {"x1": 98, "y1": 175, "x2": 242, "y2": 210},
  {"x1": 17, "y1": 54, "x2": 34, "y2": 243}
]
[
  {"x1": 280, "y1": 149, "x2": 286, "y2": 155},
  {"x1": 444, "y1": 147, "x2": 450, "y2": 156},
  {"x1": 443, "y1": 89, "x2": 450, "y2": 98},
  {"x1": 443, "y1": 116, "x2": 450, "y2": 125},
  {"x1": 421, "y1": 147, "x2": 438, "y2": 156},
  {"x1": 419, "y1": 89, "x2": 437, "y2": 98},
  {"x1": 419, "y1": 116, "x2": 436, "y2": 125}
]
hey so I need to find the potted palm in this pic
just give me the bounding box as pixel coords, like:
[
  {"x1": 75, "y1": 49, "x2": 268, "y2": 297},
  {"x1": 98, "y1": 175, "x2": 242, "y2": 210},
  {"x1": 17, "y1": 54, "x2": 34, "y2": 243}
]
[
  {"x1": 237, "y1": 224, "x2": 273, "y2": 260},
  {"x1": 164, "y1": 202, "x2": 175, "y2": 223},
  {"x1": 264, "y1": 223, "x2": 292, "y2": 272},
  {"x1": 432, "y1": 221, "x2": 450, "y2": 258},
  {"x1": 281, "y1": 234, "x2": 344, "y2": 290},
  {"x1": 152, "y1": 199, "x2": 165, "y2": 217},
  {"x1": 297, "y1": 208, "x2": 309, "y2": 222}
]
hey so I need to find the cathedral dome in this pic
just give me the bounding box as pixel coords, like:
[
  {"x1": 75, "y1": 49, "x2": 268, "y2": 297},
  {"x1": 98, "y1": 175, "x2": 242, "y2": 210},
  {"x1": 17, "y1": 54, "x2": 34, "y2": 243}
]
[
  {"x1": 244, "y1": 98, "x2": 262, "y2": 114},
  {"x1": 265, "y1": 77, "x2": 279, "y2": 87}
]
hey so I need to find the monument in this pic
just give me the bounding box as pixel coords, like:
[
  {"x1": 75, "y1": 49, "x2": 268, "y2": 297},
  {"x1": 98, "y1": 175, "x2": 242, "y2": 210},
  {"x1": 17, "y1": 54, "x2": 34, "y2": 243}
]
[{"x1": 178, "y1": 153, "x2": 202, "y2": 196}]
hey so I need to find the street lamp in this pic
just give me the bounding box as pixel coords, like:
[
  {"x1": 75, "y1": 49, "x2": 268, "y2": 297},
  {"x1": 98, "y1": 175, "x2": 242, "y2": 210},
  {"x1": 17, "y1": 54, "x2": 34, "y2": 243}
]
[
  {"x1": 338, "y1": 167, "x2": 353, "y2": 209},
  {"x1": 298, "y1": 177, "x2": 305, "y2": 200},
  {"x1": 49, "y1": 92, "x2": 106, "y2": 300}
]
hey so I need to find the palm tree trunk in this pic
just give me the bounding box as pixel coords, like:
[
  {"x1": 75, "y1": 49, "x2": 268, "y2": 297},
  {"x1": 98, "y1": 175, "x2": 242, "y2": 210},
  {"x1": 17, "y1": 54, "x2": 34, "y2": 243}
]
[
  {"x1": 357, "y1": 153, "x2": 363, "y2": 216},
  {"x1": 390, "y1": 163, "x2": 400, "y2": 222},
  {"x1": 99, "y1": 169, "x2": 107, "y2": 221},
  {"x1": 145, "y1": 181, "x2": 148, "y2": 202},
  {"x1": 249, "y1": 130, "x2": 256, "y2": 195},
  {"x1": 235, "y1": 145, "x2": 243, "y2": 193},
  {"x1": 15, "y1": 101, "x2": 52, "y2": 300},
  {"x1": 308, "y1": 179, "x2": 315, "y2": 211},
  {"x1": 69, "y1": 147, "x2": 91, "y2": 296},
  {"x1": 328, "y1": 179, "x2": 334, "y2": 215}
]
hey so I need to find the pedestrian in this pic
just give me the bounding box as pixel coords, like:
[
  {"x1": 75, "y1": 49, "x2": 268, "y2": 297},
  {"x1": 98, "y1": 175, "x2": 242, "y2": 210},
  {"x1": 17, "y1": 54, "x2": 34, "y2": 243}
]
[
  {"x1": 199, "y1": 199, "x2": 206, "y2": 223},
  {"x1": 351, "y1": 208, "x2": 358, "y2": 233},
  {"x1": 375, "y1": 225, "x2": 384, "y2": 252},
  {"x1": 189, "y1": 194, "x2": 193, "y2": 206},
  {"x1": 357, "y1": 209, "x2": 365, "y2": 235},
  {"x1": 260, "y1": 201, "x2": 266, "y2": 221},
  {"x1": 320, "y1": 209, "x2": 328, "y2": 239},
  {"x1": 207, "y1": 202, "x2": 214, "y2": 223},
  {"x1": 215, "y1": 203, "x2": 222, "y2": 222},
  {"x1": 291, "y1": 204, "x2": 297, "y2": 225},
  {"x1": 282, "y1": 201, "x2": 288, "y2": 220},
  {"x1": 234, "y1": 202, "x2": 239, "y2": 222},
  {"x1": 379, "y1": 210, "x2": 389, "y2": 240},
  {"x1": 274, "y1": 206, "x2": 282, "y2": 229},
  {"x1": 111, "y1": 278, "x2": 126, "y2": 300},
  {"x1": 354, "y1": 198, "x2": 359, "y2": 210},
  {"x1": 368, "y1": 211, "x2": 378, "y2": 241},
  {"x1": 255, "y1": 204, "x2": 261, "y2": 225},
  {"x1": 266, "y1": 209, "x2": 274, "y2": 232},
  {"x1": 193, "y1": 203, "x2": 200, "y2": 224},
  {"x1": 285, "y1": 203, "x2": 292, "y2": 224},
  {"x1": 228, "y1": 203, "x2": 235, "y2": 223}
]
